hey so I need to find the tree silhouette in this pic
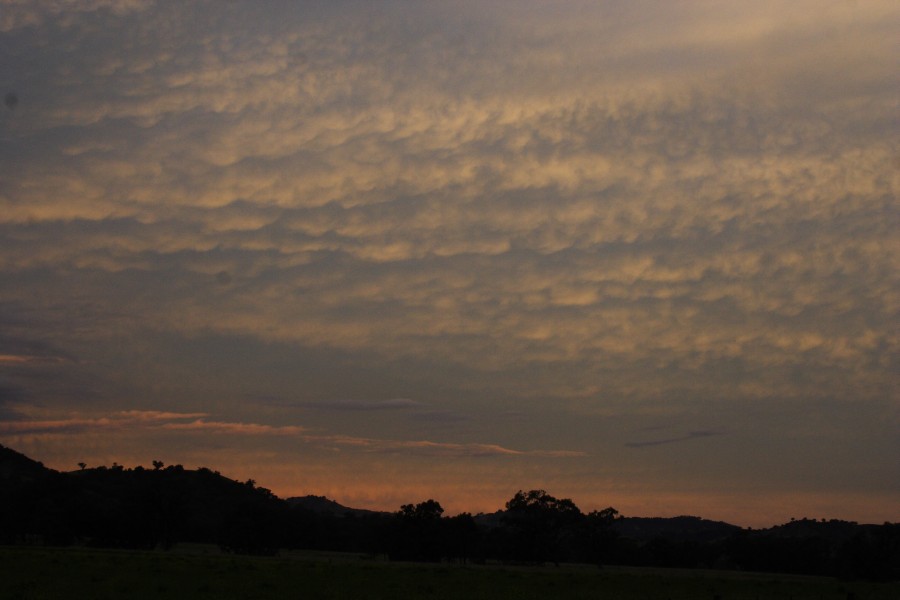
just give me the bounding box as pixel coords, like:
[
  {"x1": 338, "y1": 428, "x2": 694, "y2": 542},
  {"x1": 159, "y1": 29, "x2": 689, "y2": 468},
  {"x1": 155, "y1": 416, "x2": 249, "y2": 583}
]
[
  {"x1": 583, "y1": 507, "x2": 620, "y2": 566},
  {"x1": 389, "y1": 500, "x2": 445, "y2": 561},
  {"x1": 152, "y1": 460, "x2": 163, "y2": 471},
  {"x1": 445, "y1": 512, "x2": 481, "y2": 564},
  {"x1": 503, "y1": 489, "x2": 583, "y2": 565},
  {"x1": 398, "y1": 499, "x2": 444, "y2": 521},
  {"x1": 77, "y1": 462, "x2": 86, "y2": 471}
]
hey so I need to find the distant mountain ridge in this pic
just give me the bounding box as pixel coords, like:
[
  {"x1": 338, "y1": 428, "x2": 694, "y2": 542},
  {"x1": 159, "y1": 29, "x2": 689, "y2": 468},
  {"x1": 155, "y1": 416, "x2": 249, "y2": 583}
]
[
  {"x1": 285, "y1": 495, "x2": 381, "y2": 517},
  {"x1": 612, "y1": 515, "x2": 742, "y2": 543},
  {"x1": 0, "y1": 443, "x2": 885, "y2": 538}
]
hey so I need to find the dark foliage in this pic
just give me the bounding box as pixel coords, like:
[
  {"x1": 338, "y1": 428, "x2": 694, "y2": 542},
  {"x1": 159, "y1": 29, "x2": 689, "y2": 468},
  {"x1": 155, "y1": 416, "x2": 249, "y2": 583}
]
[
  {"x1": 499, "y1": 489, "x2": 584, "y2": 565},
  {"x1": 387, "y1": 500, "x2": 446, "y2": 561}
]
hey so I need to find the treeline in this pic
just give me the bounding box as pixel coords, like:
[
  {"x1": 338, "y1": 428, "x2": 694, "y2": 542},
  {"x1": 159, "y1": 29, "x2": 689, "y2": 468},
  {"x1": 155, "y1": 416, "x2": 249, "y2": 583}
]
[
  {"x1": 1, "y1": 446, "x2": 897, "y2": 580},
  {"x1": 381, "y1": 492, "x2": 621, "y2": 567}
]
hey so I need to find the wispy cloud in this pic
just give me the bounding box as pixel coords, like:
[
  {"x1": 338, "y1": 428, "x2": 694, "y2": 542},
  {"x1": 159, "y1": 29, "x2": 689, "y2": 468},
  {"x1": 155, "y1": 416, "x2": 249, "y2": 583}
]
[
  {"x1": 410, "y1": 410, "x2": 472, "y2": 423},
  {"x1": 1, "y1": 410, "x2": 584, "y2": 459},
  {"x1": 161, "y1": 419, "x2": 307, "y2": 436},
  {"x1": 306, "y1": 435, "x2": 586, "y2": 459},
  {"x1": 294, "y1": 398, "x2": 422, "y2": 412},
  {"x1": 0, "y1": 354, "x2": 70, "y2": 365},
  {"x1": 0, "y1": 410, "x2": 208, "y2": 435},
  {"x1": 626, "y1": 430, "x2": 725, "y2": 449}
]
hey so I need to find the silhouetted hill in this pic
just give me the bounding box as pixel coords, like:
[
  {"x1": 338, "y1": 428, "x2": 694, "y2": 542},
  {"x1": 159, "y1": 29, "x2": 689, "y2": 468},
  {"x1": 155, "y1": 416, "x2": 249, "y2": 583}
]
[
  {"x1": 0, "y1": 444, "x2": 54, "y2": 482},
  {"x1": 66, "y1": 464, "x2": 282, "y2": 549},
  {"x1": 612, "y1": 515, "x2": 742, "y2": 543},
  {"x1": 763, "y1": 518, "x2": 872, "y2": 542},
  {"x1": 0, "y1": 448, "x2": 284, "y2": 551},
  {"x1": 473, "y1": 511, "x2": 741, "y2": 543},
  {"x1": 286, "y1": 495, "x2": 382, "y2": 517}
]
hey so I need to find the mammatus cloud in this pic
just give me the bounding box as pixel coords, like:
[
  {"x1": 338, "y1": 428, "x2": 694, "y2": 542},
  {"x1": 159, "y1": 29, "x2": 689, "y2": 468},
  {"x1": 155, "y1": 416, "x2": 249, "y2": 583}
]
[
  {"x1": 0, "y1": 1, "x2": 897, "y2": 523},
  {"x1": 1, "y1": 0, "x2": 894, "y2": 398}
]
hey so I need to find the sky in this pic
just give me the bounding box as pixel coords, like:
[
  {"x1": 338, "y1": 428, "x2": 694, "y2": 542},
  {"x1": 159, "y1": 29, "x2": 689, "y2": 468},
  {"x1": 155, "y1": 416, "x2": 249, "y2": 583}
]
[{"x1": 0, "y1": 0, "x2": 897, "y2": 527}]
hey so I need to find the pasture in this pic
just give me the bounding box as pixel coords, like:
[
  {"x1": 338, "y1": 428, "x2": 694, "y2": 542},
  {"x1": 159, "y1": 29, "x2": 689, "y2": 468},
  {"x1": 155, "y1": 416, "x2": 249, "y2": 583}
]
[{"x1": 1, "y1": 545, "x2": 896, "y2": 600}]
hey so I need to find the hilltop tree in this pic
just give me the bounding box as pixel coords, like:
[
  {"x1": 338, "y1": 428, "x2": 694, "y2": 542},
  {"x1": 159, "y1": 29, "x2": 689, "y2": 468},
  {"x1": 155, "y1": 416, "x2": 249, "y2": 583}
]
[
  {"x1": 583, "y1": 507, "x2": 621, "y2": 566},
  {"x1": 398, "y1": 499, "x2": 444, "y2": 521},
  {"x1": 445, "y1": 512, "x2": 481, "y2": 564},
  {"x1": 503, "y1": 489, "x2": 584, "y2": 565},
  {"x1": 389, "y1": 500, "x2": 446, "y2": 561}
]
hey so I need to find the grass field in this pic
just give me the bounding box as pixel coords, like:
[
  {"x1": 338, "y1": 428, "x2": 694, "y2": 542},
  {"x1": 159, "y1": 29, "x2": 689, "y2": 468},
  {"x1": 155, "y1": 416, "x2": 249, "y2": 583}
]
[{"x1": 1, "y1": 545, "x2": 897, "y2": 600}]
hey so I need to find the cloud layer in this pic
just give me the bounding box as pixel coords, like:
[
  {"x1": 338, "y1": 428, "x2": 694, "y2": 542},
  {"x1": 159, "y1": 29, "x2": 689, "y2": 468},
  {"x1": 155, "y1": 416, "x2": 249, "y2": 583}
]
[{"x1": 0, "y1": 0, "x2": 897, "y2": 524}]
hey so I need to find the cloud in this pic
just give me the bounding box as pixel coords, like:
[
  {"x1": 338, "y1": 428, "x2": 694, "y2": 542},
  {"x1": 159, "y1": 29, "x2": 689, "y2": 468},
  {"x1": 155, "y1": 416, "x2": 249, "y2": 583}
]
[
  {"x1": 1, "y1": 408, "x2": 584, "y2": 459},
  {"x1": 306, "y1": 434, "x2": 586, "y2": 459},
  {"x1": 0, "y1": 354, "x2": 70, "y2": 365},
  {"x1": 0, "y1": 382, "x2": 28, "y2": 420},
  {"x1": 0, "y1": 410, "x2": 208, "y2": 435},
  {"x1": 0, "y1": 1, "x2": 897, "y2": 521},
  {"x1": 0, "y1": 330, "x2": 76, "y2": 365},
  {"x1": 626, "y1": 430, "x2": 726, "y2": 449},
  {"x1": 0, "y1": 0, "x2": 153, "y2": 32},
  {"x1": 161, "y1": 419, "x2": 307, "y2": 436},
  {"x1": 294, "y1": 398, "x2": 422, "y2": 411},
  {"x1": 410, "y1": 410, "x2": 472, "y2": 424}
]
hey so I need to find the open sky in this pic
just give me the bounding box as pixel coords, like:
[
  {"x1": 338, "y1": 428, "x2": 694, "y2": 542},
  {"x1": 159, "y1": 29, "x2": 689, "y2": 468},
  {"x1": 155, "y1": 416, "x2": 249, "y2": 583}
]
[{"x1": 1, "y1": 0, "x2": 897, "y2": 527}]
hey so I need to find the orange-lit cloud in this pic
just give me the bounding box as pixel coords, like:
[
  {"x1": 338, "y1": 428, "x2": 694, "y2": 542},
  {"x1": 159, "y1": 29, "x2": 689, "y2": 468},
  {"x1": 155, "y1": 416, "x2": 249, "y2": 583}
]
[
  {"x1": 0, "y1": 410, "x2": 208, "y2": 434},
  {"x1": 0, "y1": 354, "x2": 69, "y2": 365},
  {"x1": 160, "y1": 419, "x2": 308, "y2": 436},
  {"x1": 1, "y1": 409, "x2": 585, "y2": 459}
]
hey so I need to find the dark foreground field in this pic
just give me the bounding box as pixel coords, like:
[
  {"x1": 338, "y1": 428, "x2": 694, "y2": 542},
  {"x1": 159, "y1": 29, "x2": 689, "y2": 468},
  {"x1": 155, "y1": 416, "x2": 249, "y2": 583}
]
[{"x1": 1, "y1": 546, "x2": 897, "y2": 600}]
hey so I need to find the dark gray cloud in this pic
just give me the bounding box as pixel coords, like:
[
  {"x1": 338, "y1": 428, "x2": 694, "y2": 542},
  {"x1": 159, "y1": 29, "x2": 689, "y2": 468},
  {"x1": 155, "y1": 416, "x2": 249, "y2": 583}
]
[
  {"x1": 0, "y1": 382, "x2": 27, "y2": 421},
  {"x1": 410, "y1": 410, "x2": 472, "y2": 424},
  {"x1": 625, "y1": 430, "x2": 725, "y2": 448},
  {"x1": 294, "y1": 399, "x2": 422, "y2": 412}
]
